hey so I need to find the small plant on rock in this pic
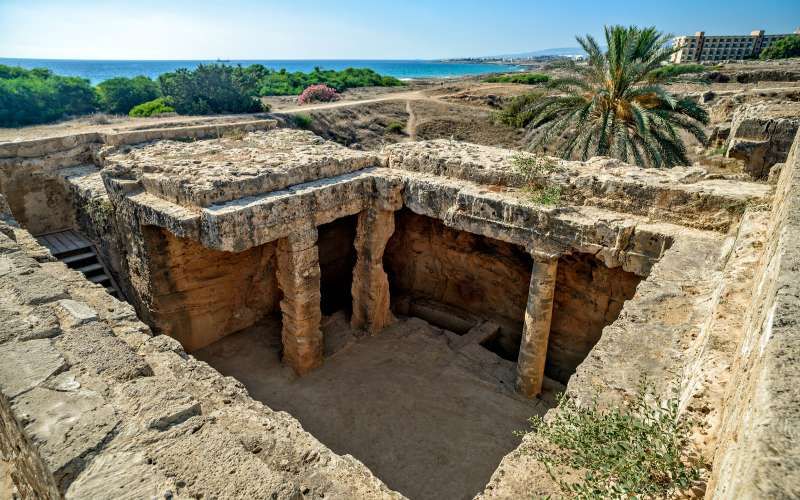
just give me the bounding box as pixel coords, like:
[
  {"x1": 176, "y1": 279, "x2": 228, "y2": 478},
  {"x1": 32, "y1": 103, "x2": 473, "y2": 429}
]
[
  {"x1": 297, "y1": 84, "x2": 340, "y2": 105},
  {"x1": 518, "y1": 380, "x2": 703, "y2": 498},
  {"x1": 512, "y1": 154, "x2": 563, "y2": 206}
]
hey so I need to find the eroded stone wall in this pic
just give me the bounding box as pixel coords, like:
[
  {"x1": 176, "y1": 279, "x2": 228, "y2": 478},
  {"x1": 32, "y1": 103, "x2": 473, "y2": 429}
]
[
  {"x1": 141, "y1": 227, "x2": 281, "y2": 351},
  {"x1": 384, "y1": 209, "x2": 532, "y2": 355},
  {"x1": 708, "y1": 128, "x2": 800, "y2": 497},
  {"x1": 548, "y1": 253, "x2": 642, "y2": 383},
  {"x1": 0, "y1": 169, "x2": 75, "y2": 235}
]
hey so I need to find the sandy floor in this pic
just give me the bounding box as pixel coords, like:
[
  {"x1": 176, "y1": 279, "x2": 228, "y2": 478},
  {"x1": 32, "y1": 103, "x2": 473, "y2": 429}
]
[
  {"x1": 194, "y1": 313, "x2": 554, "y2": 500},
  {"x1": 0, "y1": 457, "x2": 13, "y2": 500}
]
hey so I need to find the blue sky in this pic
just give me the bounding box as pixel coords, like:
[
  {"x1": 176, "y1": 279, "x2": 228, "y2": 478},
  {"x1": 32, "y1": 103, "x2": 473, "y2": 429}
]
[{"x1": 0, "y1": 0, "x2": 798, "y2": 60}]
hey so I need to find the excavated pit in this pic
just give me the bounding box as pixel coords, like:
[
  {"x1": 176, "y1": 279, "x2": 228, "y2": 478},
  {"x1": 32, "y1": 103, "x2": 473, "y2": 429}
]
[
  {"x1": 186, "y1": 209, "x2": 641, "y2": 500},
  {"x1": 1, "y1": 125, "x2": 784, "y2": 500}
]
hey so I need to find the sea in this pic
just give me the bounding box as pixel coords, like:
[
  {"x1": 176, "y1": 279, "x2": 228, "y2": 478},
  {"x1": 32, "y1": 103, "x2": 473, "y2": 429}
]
[{"x1": 0, "y1": 58, "x2": 521, "y2": 85}]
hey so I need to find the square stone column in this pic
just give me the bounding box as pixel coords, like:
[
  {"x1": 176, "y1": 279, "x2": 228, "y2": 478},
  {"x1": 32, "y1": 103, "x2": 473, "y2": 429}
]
[
  {"x1": 351, "y1": 207, "x2": 396, "y2": 334},
  {"x1": 276, "y1": 225, "x2": 323, "y2": 375},
  {"x1": 516, "y1": 253, "x2": 558, "y2": 398}
]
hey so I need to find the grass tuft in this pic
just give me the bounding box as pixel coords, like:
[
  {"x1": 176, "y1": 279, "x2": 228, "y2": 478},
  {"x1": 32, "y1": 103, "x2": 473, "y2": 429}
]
[
  {"x1": 518, "y1": 380, "x2": 703, "y2": 498},
  {"x1": 292, "y1": 113, "x2": 314, "y2": 129}
]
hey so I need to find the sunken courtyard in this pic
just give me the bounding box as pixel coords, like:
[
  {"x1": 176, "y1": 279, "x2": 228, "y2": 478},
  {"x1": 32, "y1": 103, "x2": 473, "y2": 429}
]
[{"x1": 0, "y1": 119, "x2": 798, "y2": 499}]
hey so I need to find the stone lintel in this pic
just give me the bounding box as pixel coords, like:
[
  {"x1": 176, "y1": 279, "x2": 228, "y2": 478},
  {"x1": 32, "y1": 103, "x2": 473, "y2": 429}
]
[
  {"x1": 276, "y1": 224, "x2": 323, "y2": 375},
  {"x1": 515, "y1": 253, "x2": 559, "y2": 398},
  {"x1": 351, "y1": 207, "x2": 396, "y2": 334}
]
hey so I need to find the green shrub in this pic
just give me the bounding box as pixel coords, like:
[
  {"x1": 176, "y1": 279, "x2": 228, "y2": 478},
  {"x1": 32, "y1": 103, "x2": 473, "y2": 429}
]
[
  {"x1": 385, "y1": 121, "x2": 405, "y2": 134},
  {"x1": 760, "y1": 35, "x2": 800, "y2": 60},
  {"x1": 485, "y1": 73, "x2": 550, "y2": 85},
  {"x1": 493, "y1": 93, "x2": 543, "y2": 128},
  {"x1": 253, "y1": 66, "x2": 404, "y2": 96},
  {"x1": 97, "y1": 76, "x2": 160, "y2": 115},
  {"x1": 292, "y1": 113, "x2": 313, "y2": 129},
  {"x1": 0, "y1": 65, "x2": 97, "y2": 127},
  {"x1": 648, "y1": 63, "x2": 707, "y2": 81},
  {"x1": 158, "y1": 64, "x2": 265, "y2": 115},
  {"x1": 129, "y1": 97, "x2": 175, "y2": 117},
  {"x1": 519, "y1": 381, "x2": 702, "y2": 498}
]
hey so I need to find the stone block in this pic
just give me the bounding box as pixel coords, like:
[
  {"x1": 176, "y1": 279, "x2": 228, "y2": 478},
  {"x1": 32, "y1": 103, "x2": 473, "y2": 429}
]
[{"x1": 0, "y1": 339, "x2": 66, "y2": 399}]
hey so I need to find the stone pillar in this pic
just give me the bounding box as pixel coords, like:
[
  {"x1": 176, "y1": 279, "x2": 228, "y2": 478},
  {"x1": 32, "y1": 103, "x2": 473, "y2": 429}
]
[
  {"x1": 276, "y1": 225, "x2": 323, "y2": 375},
  {"x1": 516, "y1": 254, "x2": 558, "y2": 398},
  {"x1": 351, "y1": 207, "x2": 396, "y2": 334}
]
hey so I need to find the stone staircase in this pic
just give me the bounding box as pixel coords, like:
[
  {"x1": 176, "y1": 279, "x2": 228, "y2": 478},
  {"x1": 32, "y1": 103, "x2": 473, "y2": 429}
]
[{"x1": 35, "y1": 229, "x2": 121, "y2": 299}]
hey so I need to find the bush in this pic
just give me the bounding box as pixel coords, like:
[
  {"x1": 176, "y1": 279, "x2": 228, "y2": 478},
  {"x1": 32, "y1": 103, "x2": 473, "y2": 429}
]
[
  {"x1": 158, "y1": 64, "x2": 265, "y2": 115},
  {"x1": 254, "y1": 66, "x2": 404, "y2": 96},
  {"x1": 485, "y1": 73, "x2": 550, "y2": 85},
  {"x1": 760, "y1": 35, "x2": 800, "y2": 60},
  {"x1": 518, "y1": 381, "x2": 702, "y2": 497},
  {"x1": 297, "y1": 84, "x2": 340, "y2": 105},
  {"x1": 97, "y1": 76, "x2": 160, "y2": 115},
  {"x1": 292, "y1": 113, "x2": 313, "y2": 129},
  {"x1": 385, "y1": 121, "x2": 405, "y2": 134},
  {"x1": 129, "y1": 97, "x2": 175, "y2": 117},
  {"x1": 649, "y1": 63, "x2": 707, "y2": 81},
  {"x1": 493, "y1": 93, "x2": 543, "y2": 128},
  {"x1": 0, "y1": 65, "x2": 97, "y2": 127}
]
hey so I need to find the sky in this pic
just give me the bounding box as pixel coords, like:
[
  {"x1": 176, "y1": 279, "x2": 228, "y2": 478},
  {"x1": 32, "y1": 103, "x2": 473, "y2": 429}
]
[{"x1": 0, "y1": 0, "x2": 798, "y2": 60}]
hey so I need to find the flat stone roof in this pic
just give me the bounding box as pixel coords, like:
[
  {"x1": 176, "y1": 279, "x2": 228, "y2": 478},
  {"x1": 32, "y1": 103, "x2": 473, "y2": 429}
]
[{"x1": 103, "y1": 129, "x2": 382, "y2": 208}]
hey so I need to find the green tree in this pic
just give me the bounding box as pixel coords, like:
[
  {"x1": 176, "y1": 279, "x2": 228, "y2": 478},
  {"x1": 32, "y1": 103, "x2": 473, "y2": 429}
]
[
  {"x1": 760, "y1": 35, "x2": 800, "y2": 60},
  {"x1": 158, "y1": 64, "x2": 265, "y2": 115},
  {"x1": 0, "y1": 65, "x2": 97, "y2": 127},
  {"x1": 96, "y1": 76, "x2": 160, "y2": 114},
  {"x1": 497, "y1": 26, "x2": 709, "y2": 168}
]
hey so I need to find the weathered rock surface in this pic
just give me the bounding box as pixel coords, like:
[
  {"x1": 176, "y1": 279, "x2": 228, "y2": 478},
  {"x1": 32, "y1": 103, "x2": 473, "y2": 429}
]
[
  {"x1": 102, "y1": 129, "x2": 383, "y2": 207},
  {"x1": 727, "y1": 102, "x2": 800, "y2": 179},
  {"x1": 386, "y1": 140, "x2": 771, "y2": 231}
]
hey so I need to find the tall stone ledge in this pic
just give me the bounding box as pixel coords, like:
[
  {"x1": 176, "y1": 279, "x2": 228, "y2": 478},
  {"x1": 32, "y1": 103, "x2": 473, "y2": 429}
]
[
  {"x1": 708, "y1": 128, "x2": 800, "y2": 498},
  {"x1": 0, "y1": 203, "x2": 401, "y2": 499},
  {"x1": 385, "y1": 140, "x2": 772, "y2": 232}
]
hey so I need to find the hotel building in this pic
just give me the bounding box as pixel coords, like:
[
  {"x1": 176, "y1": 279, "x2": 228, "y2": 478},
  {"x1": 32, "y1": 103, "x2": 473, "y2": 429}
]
[{"x1": 670, "y1": 29, "x2": 800, "y2": 63}]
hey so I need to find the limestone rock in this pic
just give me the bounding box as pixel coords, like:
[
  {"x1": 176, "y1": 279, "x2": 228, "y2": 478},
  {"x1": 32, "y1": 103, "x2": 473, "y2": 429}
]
[
  {"x1": 727, "y1": 102, "x2": 800, "y2": 179},
  {"x1": 0, "y1": 340, "x2": 66, "y2": 398}
]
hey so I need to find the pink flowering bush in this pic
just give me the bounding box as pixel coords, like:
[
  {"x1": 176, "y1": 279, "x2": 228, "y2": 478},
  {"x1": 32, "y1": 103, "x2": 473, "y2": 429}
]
[{"x1": 297, "y1": 84, "x2": 340, "y2": 105}]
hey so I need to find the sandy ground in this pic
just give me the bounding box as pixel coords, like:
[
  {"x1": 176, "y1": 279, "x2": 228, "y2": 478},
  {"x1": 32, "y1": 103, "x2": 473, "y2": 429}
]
[
  {"x1": 0, "y1": 457, "x2": 13, "y2": 500},
  {"x1": 194, "y1": 314, "x2": 554, "y2": 500}
]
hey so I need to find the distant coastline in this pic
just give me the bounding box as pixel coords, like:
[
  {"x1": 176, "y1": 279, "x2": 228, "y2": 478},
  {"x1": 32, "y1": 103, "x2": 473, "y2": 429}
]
[{"x1": 0, "y1": 58, "x2": 521, "y2": 85}]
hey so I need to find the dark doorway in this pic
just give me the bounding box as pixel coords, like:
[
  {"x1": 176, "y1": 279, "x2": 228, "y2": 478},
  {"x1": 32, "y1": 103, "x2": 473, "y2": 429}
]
[{"x1": 318, "y1": 215, "x2": 358, "y2": 315}]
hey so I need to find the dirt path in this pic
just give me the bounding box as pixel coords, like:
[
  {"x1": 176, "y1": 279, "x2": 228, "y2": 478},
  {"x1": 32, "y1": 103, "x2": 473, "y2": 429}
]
[
  {"x1": 405, "y1": 100, "x2": 418, "y2": 141},
  {"x1": 276, "y1": 90, "x2": 431, "y2": 113}
]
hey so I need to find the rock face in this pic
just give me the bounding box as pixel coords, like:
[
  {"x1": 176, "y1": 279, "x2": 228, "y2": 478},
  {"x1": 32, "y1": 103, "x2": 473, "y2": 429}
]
[
  {"x1": 385, "y1": 209, "x2": 533, "y2": 355},
  {"x1": 727, "y1": 102, "x2": 800, "y2": 179},
  {"x1": 708, "y1": 129, "x2": 800, "y2": 498},
  {"x1": 139, "y1": 227, "x2": 281, "y2": 351}
]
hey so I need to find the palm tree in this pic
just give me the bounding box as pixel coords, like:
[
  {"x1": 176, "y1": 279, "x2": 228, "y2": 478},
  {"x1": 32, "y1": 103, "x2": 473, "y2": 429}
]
[{"x1": 500, "y1": 26, "x2": 709, "y2": 168}]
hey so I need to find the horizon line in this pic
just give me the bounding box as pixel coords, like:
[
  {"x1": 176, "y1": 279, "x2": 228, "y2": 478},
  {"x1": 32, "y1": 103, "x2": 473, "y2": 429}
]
[{"x1": 0, "y1": 56, "x2": 533, "y2": 63}]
